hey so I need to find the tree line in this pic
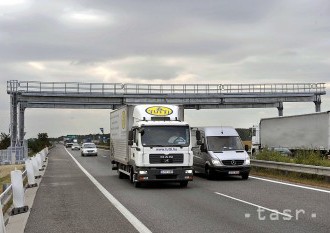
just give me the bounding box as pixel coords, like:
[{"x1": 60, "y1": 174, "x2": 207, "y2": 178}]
[{"x1": 0, "y1": 132, "x2": 51, "y2": 155}]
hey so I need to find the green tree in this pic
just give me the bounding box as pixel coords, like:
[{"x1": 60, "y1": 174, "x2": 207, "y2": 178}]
[
  {"x1": 38, "y1": 133, "x2": 50, "y2": 147},
  {"x1": 28, "y1": 133, "x2": 51, "y2": 154},
  {"x1": 0, "y1": 132, "x2": 10, "y2": 149}
]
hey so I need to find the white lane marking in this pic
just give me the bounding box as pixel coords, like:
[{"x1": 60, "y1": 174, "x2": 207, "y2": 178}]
[
  {"x1": 65, "y1": 148, "x2": 152, "y2": 233},
  {"x1": 250, "y1": 176, "x2": 330, "y2": 194},
  {"x1": 214, "y1": 192, "x2": 293, "y2": 218}
]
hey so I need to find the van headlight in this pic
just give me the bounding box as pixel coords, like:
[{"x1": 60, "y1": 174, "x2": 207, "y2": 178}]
[
  {"x1": 245, "y1": 155, "x2": 250, "y2": 165},
  {"x1": 211, "y1": 159, "x2": 221, "y2": 166}
]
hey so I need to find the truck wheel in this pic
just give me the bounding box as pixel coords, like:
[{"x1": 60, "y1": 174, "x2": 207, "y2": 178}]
[
  {"x1": 133, "y1": 174, "x2": 141, "y2": 188},
  {"x1": 129, "y1": 169, "x2": 134, "y2": 183},
  {"x1": 179, "y1": 181, "x2": 188, "y2": 188},
  {"x1": 118, "y1": 170, "x2": 125, "y2": 179},
  {"x1": 205, "y1": 165, "x2": 214, "y2": 180},
  {"x1": 242, "y1": 173, "x2": 249, "y2": 180}
]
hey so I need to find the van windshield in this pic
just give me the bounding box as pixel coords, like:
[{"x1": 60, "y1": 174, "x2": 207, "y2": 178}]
[
  {"x1": 141, "y1": 126, "x2": 190, "y2": 147},
  {"x1": 206, "y1": 136, "x2": 244, "y2": 151}
]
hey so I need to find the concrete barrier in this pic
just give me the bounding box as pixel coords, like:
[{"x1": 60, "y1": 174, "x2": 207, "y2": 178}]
[{"x1": 10, "y1": 170, "x2": 28, "y2": 215}]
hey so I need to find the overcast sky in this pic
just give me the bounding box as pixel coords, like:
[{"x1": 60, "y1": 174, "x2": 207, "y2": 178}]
[{"x1": 0, "y1": 0, "x2": 329, "y2": 139}]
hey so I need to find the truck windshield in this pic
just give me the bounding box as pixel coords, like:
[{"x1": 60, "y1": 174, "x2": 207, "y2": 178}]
[
  {"x1": 141, "y1": 126, "x2": 190, "y2": 147},
  {"x1": 207, "y1": 136, "x2": 244, "y2": 151}
]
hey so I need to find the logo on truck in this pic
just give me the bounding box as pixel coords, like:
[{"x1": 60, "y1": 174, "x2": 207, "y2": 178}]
[{"x1": 145, "y1": 106, "x2": 173, "y2": 116}]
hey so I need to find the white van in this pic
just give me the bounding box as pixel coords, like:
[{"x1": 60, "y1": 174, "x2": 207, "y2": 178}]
[{"x1": 192, "y1": 127, "x2": 250, "y2": 180}]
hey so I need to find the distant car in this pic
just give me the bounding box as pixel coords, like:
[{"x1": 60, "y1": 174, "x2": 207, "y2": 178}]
[
  {"x1": 271, "y1": 147, "x2": 292, "y2": 156},
  {"x1": 65, "y1": 142, "x2": 73, "y2": 148},
  {"x1": 71, "y1": 143, "x2": 80, "y2": 150},
  {"x1": 81, "y1": 143, "x2": 98, "y2": 156}
]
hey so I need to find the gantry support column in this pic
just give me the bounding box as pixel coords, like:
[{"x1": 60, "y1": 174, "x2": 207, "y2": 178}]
[
  {"x1": 277, "y1": 102, "x2": 283, "y2": 117},
  {"x1": 314, "y1": 95, "x2": 321, "y2": 112},
  {"x1": 10, "y1": 93, "x2": 18, "y2": 147},
  {"x1": 19, "y1": 102, "x2": 26, "y2": 146}
]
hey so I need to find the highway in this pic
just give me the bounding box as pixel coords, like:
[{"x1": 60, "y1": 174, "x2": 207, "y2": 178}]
[{"x1": 24, "y1": 145, "x2": 330, "y2": 233}]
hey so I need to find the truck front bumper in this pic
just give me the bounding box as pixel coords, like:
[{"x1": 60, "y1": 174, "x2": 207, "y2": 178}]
[{"x1": 135, "y1": 167, "x2": 194, "y2": 182}]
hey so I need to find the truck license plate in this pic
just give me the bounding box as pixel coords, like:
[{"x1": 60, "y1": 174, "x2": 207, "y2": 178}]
[
  {"x1": 160, "y1": 170, "x2": 174, "y2": 174},
  {"x1": 228, "y1": 171, "x2": 239, "y2": 175}
]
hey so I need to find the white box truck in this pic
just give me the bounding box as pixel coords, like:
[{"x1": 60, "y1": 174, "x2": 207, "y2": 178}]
[
  {"x1": 110, "y1": 105, "x2": 194, "y2": 187},
  {"x1": 191, "y1": 127, "x2": 251, "y2": 180},
  {"x1": 253, "y1": 111, "x2": 330, "y2": 154}
]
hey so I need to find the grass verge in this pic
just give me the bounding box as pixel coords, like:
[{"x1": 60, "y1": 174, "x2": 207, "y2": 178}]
[
  {"x1": 251, "y1": 167, "x2": 330, "y2": 189},
  {"x1": 0, "y1": 165, "x2": 25, "y2": 193}
]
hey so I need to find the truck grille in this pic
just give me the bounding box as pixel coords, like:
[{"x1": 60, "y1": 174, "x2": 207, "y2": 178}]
[
  {"x1": 222, "y1": 160, "x2": 244, "y2": 166},
  {"x1": 149, "y1": 154, "x2": 184, "y2": 164}
]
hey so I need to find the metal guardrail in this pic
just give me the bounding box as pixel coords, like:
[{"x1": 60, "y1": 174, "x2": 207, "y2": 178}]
[
  {"x1": 251, "y1": 159, "x2": 330, "y2": 177},
  {"x1": 7, "y1": 81, "x2": 326, "y2": 95},
  {"x1": 0, "y1": 146, "x2": 27, "y2": 165},
  {"x1": 8, "y1": 81, "x2": 124, "y2": 94},
  {"x1": 0, "y1": 170, "x2": 27, "y2": 208}
]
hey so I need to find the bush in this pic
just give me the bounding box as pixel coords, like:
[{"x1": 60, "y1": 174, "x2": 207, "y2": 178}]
[
  {"x1": 28, "y1": 132, "x2": 51, "y2": 155},
  {"x1": 256, "y1": 149, "x2": 330, "y2": 167},
  {"x1": 256, "y1": 149, "x2": 292, "y2": 163}
]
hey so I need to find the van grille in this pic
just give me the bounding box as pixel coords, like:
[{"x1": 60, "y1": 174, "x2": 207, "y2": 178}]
[
  {"x1": 149, "y1": 154, "x2": 184, "y2": 164},
  {"x1": 222, "y1": 160, "x2": 244, "y2": 166}
]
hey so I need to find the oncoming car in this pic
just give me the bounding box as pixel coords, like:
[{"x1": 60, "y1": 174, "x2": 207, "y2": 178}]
[{"x1": 81, "y1": 143, "x2": 98, "y2": 156}]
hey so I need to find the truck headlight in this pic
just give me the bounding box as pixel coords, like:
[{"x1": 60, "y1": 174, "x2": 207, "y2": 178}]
[
  {"x1": 211, "y1": 159, "x2": 221, "y2": 166},
  {"x1": 139, "y1": 170, "x2": 148, "y2": 175},
  {"x1": 185, "y1": 170, "x2": 193, "y2": 174}
]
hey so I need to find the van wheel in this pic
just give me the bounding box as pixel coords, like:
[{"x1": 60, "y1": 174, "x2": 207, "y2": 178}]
[
  {"x1": 242, "y1": 173, "x2": 249, "y2": 180},
  {"x1": 179, "y1": 181, "x2": 188, "y2": 188},
  {"x1": 205, "y1": 165, "x2": 214, "y2": 180}
]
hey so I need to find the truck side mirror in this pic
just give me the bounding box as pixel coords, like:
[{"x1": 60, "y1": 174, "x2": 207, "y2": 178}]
[
  {"x1": 196, "y1": 130, "x2": 202, "y2": 145},
  {"x1": 128, "y1": 130, "x2": 133, "y2": 146},
  {"x1": 196, "y1": 130, "x2": 201, "y2": 140}
]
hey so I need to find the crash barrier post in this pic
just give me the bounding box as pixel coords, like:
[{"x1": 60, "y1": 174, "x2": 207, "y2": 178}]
[
  {"x1": 25, "y1": 159, "x2": 37, "y2": 188},
  {"x1": 31, "y1": 157, "x2": 41, "y2": 179},
  {"x1": 0, "y1": 202, "x2": 6, "y2": 233},
  {"x1": 10, "y1": 170, "x2": 28, "y2": 215},
  {"x1": 41, "y1": 151, "x2": 46, "y2": 165},
  {"x1": 35, "y1": 154, "x2": 43, "y2": 172}
]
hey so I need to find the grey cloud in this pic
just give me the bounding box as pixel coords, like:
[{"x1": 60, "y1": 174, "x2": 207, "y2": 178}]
[
  {"x1": 113, "y1": 59, "x2": 183, "y2": 80},
  {"x1": 0, "y1": 0, "x2": 330, "y2": 137}
]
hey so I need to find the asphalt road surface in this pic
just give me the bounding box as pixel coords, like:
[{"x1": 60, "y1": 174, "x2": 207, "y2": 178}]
[{"x1": 25, "y1": 144, "x2": 330, "y2": 233}]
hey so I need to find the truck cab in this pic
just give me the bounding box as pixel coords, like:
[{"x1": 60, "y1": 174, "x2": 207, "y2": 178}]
[{"x1": 192, "y1": 127, "x2": 250, "y2": 180}]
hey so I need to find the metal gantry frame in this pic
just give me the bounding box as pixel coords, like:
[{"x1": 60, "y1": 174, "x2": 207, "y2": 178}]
[{"x1": 7, "y1": 80, "x2": 327, "y2": 147}]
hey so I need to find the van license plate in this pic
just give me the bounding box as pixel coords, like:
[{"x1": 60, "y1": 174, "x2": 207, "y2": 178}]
[
  {"x1": 228, "y1": 171, "x2": 239, "y2": 175},
  {"x1": 160, "y1": 170, "x2": 174, "y2": 174}
]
